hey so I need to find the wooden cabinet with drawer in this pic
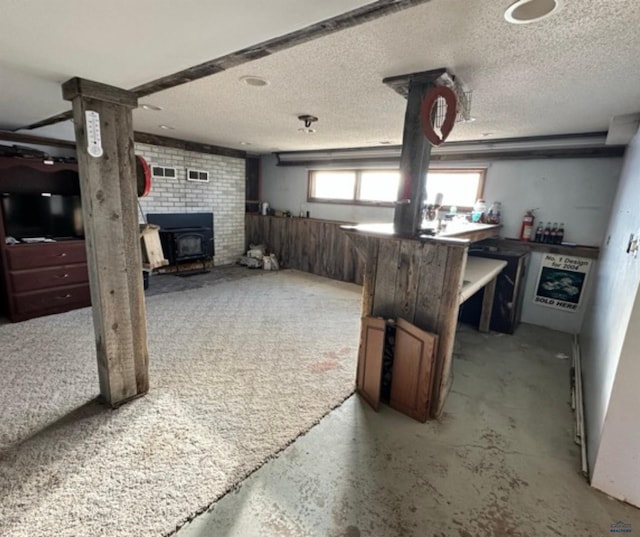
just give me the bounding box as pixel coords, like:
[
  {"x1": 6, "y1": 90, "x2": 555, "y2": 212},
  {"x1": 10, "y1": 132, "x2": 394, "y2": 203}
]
[
  {"x1": 5, "y1": 241, "x2": 87, "y2": 271},
  {"x1": 2, "y1": 241, "x2": 91, "y2": 322},
  {"x1": 0, "y1": 157, "x2": 91, "y2": 322}
]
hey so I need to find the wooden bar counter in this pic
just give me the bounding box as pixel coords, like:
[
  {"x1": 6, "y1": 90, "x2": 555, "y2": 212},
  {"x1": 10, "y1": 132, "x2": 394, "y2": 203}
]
[
  {"x1": 244, "y1": 213, "x2": 503, "y2": 419},
  {"x1": 342, "y1": 222, "x2": 501, "y2": 418}
]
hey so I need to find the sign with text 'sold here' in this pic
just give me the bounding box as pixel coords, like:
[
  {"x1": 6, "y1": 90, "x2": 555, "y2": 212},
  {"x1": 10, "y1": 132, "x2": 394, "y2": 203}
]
[{"x1": 533, "y1": 254, "x2": 592, "y2": 312}]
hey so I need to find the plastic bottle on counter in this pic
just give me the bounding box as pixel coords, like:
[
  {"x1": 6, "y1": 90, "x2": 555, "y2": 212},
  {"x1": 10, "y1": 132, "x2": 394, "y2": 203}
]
[
  {"x1": 542, "y1": 222, "x2": 551, "y2": 243},
  {"x1": 550, "y1": 222, "x2": 558, "y2": 244}
]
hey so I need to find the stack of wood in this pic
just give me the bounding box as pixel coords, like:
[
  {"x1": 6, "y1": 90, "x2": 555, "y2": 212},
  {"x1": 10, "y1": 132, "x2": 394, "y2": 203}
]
[{"x1": 140, "y1": 224, "x2": 168, "y2": 271}]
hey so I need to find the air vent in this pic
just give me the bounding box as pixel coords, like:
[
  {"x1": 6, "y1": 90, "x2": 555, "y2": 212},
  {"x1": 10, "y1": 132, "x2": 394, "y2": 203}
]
[
  {"x1": 151, "y1": 165, "x2": 177, "y2": 179},
  {"x1": 186, "y1": 168, "x2": 210, "y2": 182}
]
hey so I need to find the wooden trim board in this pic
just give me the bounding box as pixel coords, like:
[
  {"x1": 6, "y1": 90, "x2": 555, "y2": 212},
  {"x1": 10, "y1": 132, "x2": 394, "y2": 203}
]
[{"x1": 357, "y1": 316, "x2": 387, "y2": 410}]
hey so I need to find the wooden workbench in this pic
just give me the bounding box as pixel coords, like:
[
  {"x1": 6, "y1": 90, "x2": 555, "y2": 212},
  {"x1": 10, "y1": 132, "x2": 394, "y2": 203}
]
[{"x1": 461, "y1": 257, "x2": 508, "y2": 333}]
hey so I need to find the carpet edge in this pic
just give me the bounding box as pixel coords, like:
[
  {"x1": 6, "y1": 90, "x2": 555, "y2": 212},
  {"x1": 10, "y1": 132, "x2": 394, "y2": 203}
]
[{"x1": 164, "y1": 388, "x2": 356, "y2": 536}]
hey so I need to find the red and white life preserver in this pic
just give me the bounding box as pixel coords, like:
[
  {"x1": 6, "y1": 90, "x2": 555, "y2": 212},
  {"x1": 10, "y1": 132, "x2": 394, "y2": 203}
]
[
  {"x1": 420, "y1": 86, "x2": 457, "y2": 147},
  {"x1": 136, "y1": 155, "x2": 152, "y2": 197}
]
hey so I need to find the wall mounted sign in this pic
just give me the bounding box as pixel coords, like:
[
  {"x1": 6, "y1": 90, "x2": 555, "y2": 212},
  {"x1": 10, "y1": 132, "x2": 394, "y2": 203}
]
[{"x1": 533, "y1": 254, "x2": 592, "y2": 312}]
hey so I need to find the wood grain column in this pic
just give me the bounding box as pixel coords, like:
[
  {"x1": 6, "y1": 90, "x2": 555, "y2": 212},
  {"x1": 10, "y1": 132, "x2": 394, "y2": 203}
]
[
  {"x1": 393, "y1": 81, "x2": 433, "y2": 235},
  {"x1": 63, "y1": 77, "x2": 149, "y2": 407},
  {"x1": 384, "y1": 68, "x2": 454, "y2": 236}
]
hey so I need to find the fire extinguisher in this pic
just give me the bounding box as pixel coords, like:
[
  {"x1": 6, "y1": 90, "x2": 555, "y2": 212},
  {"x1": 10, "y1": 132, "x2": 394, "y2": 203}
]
[{"x1": 520, "y1": 209, "x2": 535, "y2": 241}]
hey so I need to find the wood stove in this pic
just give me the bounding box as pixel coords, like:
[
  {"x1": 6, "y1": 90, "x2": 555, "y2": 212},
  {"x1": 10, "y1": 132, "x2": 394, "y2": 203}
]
[{"x1": 147, "y1": 212, "x2": 214, "y2": 266}]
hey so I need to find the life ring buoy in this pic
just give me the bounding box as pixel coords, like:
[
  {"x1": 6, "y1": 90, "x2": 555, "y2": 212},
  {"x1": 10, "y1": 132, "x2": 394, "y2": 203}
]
[
  {"x1": 420, "y1": 86, "x2": 457, "y2": 147},
  {"x1": 136, "y1": 155, "x2": 152, "y2": 197}
]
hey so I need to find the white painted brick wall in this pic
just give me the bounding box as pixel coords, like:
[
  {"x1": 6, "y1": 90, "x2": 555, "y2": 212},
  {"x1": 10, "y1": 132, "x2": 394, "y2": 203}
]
[{"x1": 135, "y1": 143, "x2": 245, "y2": 265}]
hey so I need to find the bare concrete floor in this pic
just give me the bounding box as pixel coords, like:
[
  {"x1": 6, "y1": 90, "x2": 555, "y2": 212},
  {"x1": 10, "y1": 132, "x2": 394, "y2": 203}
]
[{"x1": 175, "y1": 322, "x2": 640, "y2": 537}]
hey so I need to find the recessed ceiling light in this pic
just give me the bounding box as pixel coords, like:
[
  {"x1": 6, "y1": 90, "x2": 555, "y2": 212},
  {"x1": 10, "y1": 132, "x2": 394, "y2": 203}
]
[
  {"x1": 482, "y1": 132, "x2": 494, "y2": 137},
  {"x1": 504, "y1": 0, "x2": 561, "y2": 24},
  {"x1": 298, "y1": 128, "x2": 316, "y2": 134},
  {"x1": 239, "y1": 75, "x2": 269, "y2": 87},
  {"x1": 460, "y1": 116, "x2": 477, "y2": 123},
  {"x1": 140, "y1": 103, "x2": 163, "y2": 111},
  {"x1": 239, "y1": 141, "x2": 251, "y2": 146},
  {"x1": 158, "y1": 124, "x2": 174, "y2": 130}
]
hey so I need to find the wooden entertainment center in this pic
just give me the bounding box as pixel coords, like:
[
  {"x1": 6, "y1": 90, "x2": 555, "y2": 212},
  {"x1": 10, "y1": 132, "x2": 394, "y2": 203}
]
[{"x1": 0, "y1": 157, "x2": 90, "y2": 322}]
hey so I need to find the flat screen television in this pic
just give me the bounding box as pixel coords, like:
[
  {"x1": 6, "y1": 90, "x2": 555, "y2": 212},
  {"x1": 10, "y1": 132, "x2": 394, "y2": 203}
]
[{"x1": 1, "y1": 192, "x2": 84, "y2": 241}]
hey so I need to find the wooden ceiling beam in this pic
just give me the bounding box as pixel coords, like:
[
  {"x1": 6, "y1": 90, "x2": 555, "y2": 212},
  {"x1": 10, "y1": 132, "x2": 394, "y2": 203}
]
[
  {"x1": 22, "y1": 0, "x2": 433, "y2": 131},
  {"x1": 0, "y1": 129, "x2": 247, "y2": 159},
  {"x1": 0, "y1": 129, "x2": 76, "y2": 149},
  {"x1": 133, "y1": 132, "x2": 246, "y2": 159},
  {"x1": 382, "y1": 67, "x2": 452, "y2": 98}
]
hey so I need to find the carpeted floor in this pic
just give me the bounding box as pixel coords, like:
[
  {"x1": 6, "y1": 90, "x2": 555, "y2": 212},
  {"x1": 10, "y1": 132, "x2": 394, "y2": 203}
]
[{"x1": 0, "y1": 270, "x2": 362, "y2": 537}]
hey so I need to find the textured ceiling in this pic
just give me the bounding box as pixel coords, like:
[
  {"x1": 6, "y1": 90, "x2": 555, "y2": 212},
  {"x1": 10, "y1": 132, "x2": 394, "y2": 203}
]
[
  {"x1": 131, "y1": 0, "x2": 640, "y2": 152},
  {"x1": 0, "y1": 0, "x2": 372, "y2": 129},
  {"x1": 3, "y1": 0, "x2": 640, "y2": 153}
]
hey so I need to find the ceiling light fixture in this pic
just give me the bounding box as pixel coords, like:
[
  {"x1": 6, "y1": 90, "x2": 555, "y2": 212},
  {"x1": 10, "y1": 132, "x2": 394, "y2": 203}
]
[
  {"x1": 240, "y1": 75, "x2": 269, "y2": 87},
  {"x1": 140, "y1": 103, "x2": 163, "y2": 111},
  {"x1": 158, "y1": 124, "x2": 174, "y2": 130},
  {"x1": 298, "y1": 114, "x2": 318, "y2": 134},
  {"x1": 504, "y1": 0, "x2": 561, "y2": 24}
]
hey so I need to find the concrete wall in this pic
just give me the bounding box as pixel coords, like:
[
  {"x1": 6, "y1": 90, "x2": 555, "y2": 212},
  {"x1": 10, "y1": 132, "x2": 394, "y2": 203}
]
[
  {"x1": 135, "y1": 143, "x2": 246, "y2": 265},
  {"x1": 261, "y1": 155, "x2": 622, "y2": 332},
  {"x1": 581, "y1": 132, "x2": 640, "y2": 505}
]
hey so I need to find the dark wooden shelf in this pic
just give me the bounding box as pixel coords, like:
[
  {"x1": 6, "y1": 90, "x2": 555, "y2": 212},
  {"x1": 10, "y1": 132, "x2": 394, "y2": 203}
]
[
  {"x1": 477, "y1": 237, "x2": 600, "y2": 259},
  {"x1": 341, "y1": 222, "x2": 501, "y2": 246}
]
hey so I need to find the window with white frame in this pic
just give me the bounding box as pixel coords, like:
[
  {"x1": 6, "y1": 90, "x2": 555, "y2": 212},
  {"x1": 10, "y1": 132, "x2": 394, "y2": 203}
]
[
  {"x1": 423, "y1": 170, "x2": 486, "y2": 209},
  {"x1": 308, "y1": 168, "x2": 485, "y2": 209}
]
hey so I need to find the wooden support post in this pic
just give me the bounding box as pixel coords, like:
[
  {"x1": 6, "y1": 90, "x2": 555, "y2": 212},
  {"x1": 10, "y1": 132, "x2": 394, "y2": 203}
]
[
  {"x1": 383, "y1": 68, "x2": 452, "y2": 236},
  {"x1": 62, "y1": 77, "x2": 149, "y2": 407},
  {"x1": 479, "y1": 277, "x2": 497, "y2": 333},
  {"x1": 393, "y1": 82, "x2": 432, "y2": 235}
]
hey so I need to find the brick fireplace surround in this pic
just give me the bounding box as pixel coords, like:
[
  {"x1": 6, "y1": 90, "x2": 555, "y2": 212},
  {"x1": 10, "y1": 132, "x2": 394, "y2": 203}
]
[{"x1": 135, "y1": 142, "x2": 245, "y2": 266}]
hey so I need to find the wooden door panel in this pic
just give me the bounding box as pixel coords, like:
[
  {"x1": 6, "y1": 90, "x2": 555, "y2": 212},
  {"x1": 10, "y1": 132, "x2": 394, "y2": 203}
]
[
  {"x1": 357, "y1": 316, "x2": 386, "y2": 411},
  {"x1": 390, "y1": 317, "x2": 438, "y2": 422}
]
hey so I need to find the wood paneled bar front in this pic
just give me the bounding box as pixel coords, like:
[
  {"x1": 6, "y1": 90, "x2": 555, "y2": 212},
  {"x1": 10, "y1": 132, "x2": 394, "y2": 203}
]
[
  {"x1": 245, "y1": 213, "x2": 502, "y2": 418},
  {"x1": 245, "y1": 214, "x2": 364, "y2": 284},
  {"x1": 342, "y1": 222, "x2": 501, "y2": 418}
]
